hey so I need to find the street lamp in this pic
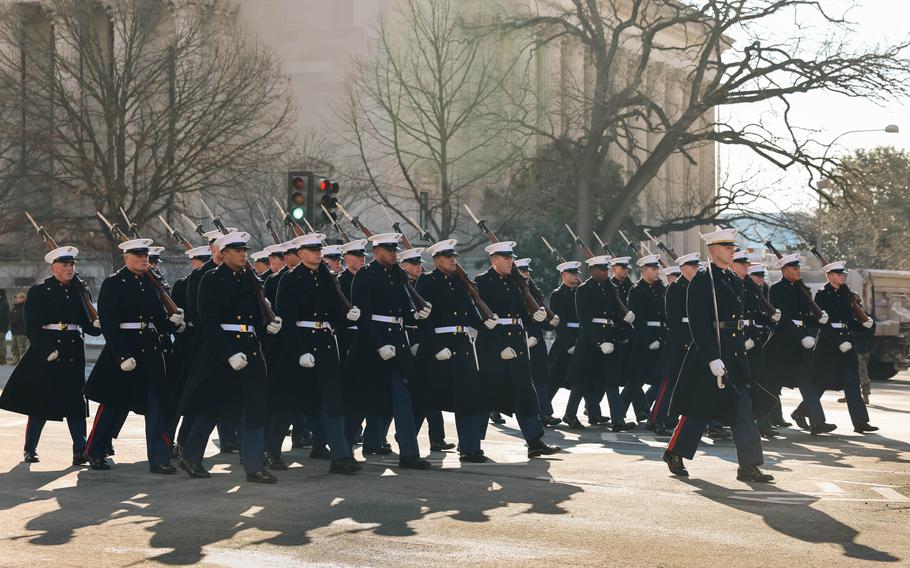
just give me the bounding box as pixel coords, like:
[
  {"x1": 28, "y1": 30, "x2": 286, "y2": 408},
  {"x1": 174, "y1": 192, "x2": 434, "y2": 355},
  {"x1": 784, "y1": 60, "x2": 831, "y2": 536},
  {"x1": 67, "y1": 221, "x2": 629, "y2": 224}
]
[{"x1": 815, "y1": 125, "x2": 900, "y2": 250}]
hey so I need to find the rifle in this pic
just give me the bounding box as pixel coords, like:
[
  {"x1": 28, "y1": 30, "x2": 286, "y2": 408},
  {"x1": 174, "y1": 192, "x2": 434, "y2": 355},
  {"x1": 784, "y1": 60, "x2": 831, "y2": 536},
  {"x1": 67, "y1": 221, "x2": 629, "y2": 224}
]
[
  {"x1": 643, "y1": 229, "x2": 678, "y2": 263},
  {"x1": 336, "y1": 202, "x2": 429, "y2": 310},
  {"x1": 799, "y1": 236, "x2": 869, "y2": 324},
  {"x1": 257, "y1": 204, "x2": 283, "y2": 247},
  {"x1": 158, "y1": 215, "x2": 194, "y2": 251},
  {"x1": 565, "y1": 224, "x2": 629, "y2": 317},
  {"x1": 592, "y1": 232, "x2": 616, "y2": 256},
  {"x1": 270, "y1": 198, "x2": 353, "y2": 311},
  {"x1": 179, "y1": 213, "x2": 208, "y2": 241},
  {"x1": 617, "y1": 229, "x2": 643, "y2": 260},
  {"x1": 197, "y1": 198, "x2": 277, "y2": 322},
  {"x1": 764, "y1": 239, "x2": 824, "y2": 319},
  {"x1": 320, "y1": 203, "x2": 351, "y2": 242},
  {"x1": 96, "y1": 211, "x2": 180, "y2": 316},
  {"x1": 25, "y1": 212, "x2": 100, "y2": 323},
  {"x1": 540, "y1": 236, "x2": 567, "y2": 263},
  {"x1": 399, "y1": 212, "x2": 495, "y2": 321}
]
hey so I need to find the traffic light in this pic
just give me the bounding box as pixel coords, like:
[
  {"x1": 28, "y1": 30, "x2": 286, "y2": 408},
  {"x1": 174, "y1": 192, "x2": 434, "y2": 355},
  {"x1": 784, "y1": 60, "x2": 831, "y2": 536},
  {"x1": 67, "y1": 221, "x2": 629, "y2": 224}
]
[
  {"x1": 287, "y1": 171, "x2": 314, "y2": 221},
  {"x1": 319, "y1": 178, "x2": 341, "y2": 222}
]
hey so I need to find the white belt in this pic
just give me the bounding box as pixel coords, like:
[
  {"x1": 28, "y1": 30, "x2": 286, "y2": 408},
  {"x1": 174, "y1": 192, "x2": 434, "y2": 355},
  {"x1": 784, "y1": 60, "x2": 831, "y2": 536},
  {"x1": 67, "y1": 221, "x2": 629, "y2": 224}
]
[
  {"x1": 220, "y1": 324, "x2": 255, "y2": 333},
  {"x1": 434, "y1": 326, "x2": 474, "y2": 334},
  {"x1": 591, "y1": 318, "x2": 614, "y2": 325},
  {"x1": 566, "y1": 322, "x2": 580, "y2": 328},
  {"x1": 829, "y1": 322, "x2": 847, "y2": 329},
  {"x1": 348, "y1": 325, "x2": 358, "y2": 330},
  {"x1": 42, "y1": 323, "x2": 82, "y2": 331},
  {"x1": 371, "y1": 315, "x2": 403, "y2": 325},
  {"x1": 296, "y1": 320, "x2": 333, "y2": 331},
  {"x1": 646, "y1": 321, "x2": 664, "y2": 327},
  {"x1": 741, "y1": 320, "x2": 753, "y2": 326},
  {"x1": 681, "y1": 317, "x2": 689, "y2": 323},
  {"x1": 495, "y1": 317, "x2": 523, "y2": 327},
  {"x1": 119, "y1": 322, "x2": 156, "y2": 331},
  {"x1": 792, "y1": 319, "x2": 804, "y2": 327}
]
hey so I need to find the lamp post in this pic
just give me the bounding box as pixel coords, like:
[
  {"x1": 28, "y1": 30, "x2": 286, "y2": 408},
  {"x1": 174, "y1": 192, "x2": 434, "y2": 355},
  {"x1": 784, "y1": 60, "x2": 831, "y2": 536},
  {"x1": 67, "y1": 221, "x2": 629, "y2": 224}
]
[{"x1": 815, "y1": 125, "x2": 900, "y2": 251}]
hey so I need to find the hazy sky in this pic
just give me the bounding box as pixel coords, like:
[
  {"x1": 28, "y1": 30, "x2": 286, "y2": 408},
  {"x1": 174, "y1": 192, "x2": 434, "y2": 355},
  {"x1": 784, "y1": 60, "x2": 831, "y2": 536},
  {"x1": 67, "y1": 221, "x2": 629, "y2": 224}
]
[{"x1": 719, "y1": 0, "x2": 910, "y2": 211}]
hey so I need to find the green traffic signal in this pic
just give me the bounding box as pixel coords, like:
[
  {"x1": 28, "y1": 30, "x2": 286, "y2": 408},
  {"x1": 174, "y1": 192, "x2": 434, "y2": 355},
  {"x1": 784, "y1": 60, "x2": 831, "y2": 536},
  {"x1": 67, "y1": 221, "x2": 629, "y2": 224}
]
[{"x1": 292, "y1": 207, "x2": 305, "y2": 220}]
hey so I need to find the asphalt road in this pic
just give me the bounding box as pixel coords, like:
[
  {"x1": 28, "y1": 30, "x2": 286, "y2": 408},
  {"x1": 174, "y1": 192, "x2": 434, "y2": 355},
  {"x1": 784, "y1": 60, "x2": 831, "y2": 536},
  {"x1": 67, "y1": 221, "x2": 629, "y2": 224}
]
[{"x1": 0, "y1": 366, "x2": 908, "y2": 567}]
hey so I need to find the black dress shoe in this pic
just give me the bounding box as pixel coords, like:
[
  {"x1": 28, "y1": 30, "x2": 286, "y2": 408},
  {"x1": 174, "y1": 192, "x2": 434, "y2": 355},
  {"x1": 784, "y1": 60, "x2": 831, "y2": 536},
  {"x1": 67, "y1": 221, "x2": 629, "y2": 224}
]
[
  {"x1": 308, "y1": 445, "x2": 331, "y2": 460},
  {"x1": 588, "y1": 416, "x2": 612, "y2": 427},
  {"x1": 430, "y1": 441, "x2": 456, "y2": 452},
  {"x1": 635, "y1": 411, "x2": 650, "y2": 423},
  {"x1": 611, "y1": 421, "x2": 636, "y2": 433},
  {"x1": 72, "y1": 452, "x2": 88, "y2": 466},
  {"x1": 759, "y1": 425, "x2": 780, "y2": 439},
  {"x1": 654, "y1": 426, "x2": 674, "y2": 436},
  {"x1": 562, "y1": 415, "x2": 586, "y2": 429},
  {"x1": 854, "y1": 423, "x2": 879, "y2": 433},
  {"x1": 23, "y1": 451, "x2": 39, "y2": 463},
  {"x1": 178, "y1": 458, "x2": 210, "y2": 478},
  {"x1": 247, "y1": 469, "x2": 278, "y2": 484},
  {"x1": 662, "y1": 450, "x2": 688, "y2": 476},
  {"x1": 542, "y1": 415, "x2": 562, "y2": 427},
  {"x1": 737, "y1": 465, "x2": 774, "y2": 482},
  {"x1": 88, "y1": 456, "x2": 111, "y2": 470},
  {"x1": 459, "y1": 452, "x2": 490, "y2": 463},
  {"x1": 266, "y1": 454, "x2": 289, "y2": 470},
  {"x1": 773, "y1": 418, "x2": 792, "y2": 428},
  {"x1": 790, "y1": 411, "x2": 809, "y2": 430},
  {"x1": 329, "y1": 458, "x2": 362, "y2": 474},
  {"x1": 219, "y1": 441, "x2": 240, "y2": 453},
  {"x1": 362, "y1": 446, "x2": 392, "y2": 456},
  {"x1": 106, "y1": 445, "x2": 115, "y2": 457},
  {"x1": 490, "y1": 413, "x2": 506, "y2": 425},
  {"x1": 169, "y1": 444, "x2": 180, "y2": 460},
  {"x1": 810, "y1": 423, "x2": 837, "y2": 435},
  {"x1": 527, "y1": 439, "x2": 560, "y2": 458},
  {"x1": 149, "y1": 464, "x2": 177, "y2": 475},
  {"x1": 706, "y1": 426, "x2": 731, "y2": 440},
  {"x1": 399, "y1": 455, "x2": 431, "y2": 469}
]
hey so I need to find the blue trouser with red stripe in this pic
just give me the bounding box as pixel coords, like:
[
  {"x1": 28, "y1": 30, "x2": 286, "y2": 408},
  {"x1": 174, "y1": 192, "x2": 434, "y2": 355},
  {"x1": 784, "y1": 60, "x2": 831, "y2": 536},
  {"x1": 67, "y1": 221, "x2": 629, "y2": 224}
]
[
  {"x1": 25, "y1": 414, "x2": 86, "y2": 454},
  {"x1": 85, "y1": 388, "x2": 171, "y2": 468},
  {"x1": 667, "y1": 386, "x2": 763, "y2": 468}
]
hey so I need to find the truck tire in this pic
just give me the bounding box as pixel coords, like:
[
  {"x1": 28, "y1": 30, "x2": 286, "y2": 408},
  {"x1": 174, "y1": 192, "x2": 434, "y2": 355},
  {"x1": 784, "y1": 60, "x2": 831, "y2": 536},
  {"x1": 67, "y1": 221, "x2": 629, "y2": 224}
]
[{"x1": 868, "y1": 359, "x2": 898, "y2": 381}]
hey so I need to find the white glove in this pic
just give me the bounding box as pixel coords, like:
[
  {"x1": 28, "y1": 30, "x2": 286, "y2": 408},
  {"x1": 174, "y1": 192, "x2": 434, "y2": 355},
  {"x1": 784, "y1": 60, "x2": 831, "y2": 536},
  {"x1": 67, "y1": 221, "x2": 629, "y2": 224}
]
[
  {"x1": 567, "y1": 345, "x2": 575, "y2": 355},
  {"x1": 120, "y1": 357, "x2": 137, "y2": 372},
  {"x1": 527, "y1": 336, "x2": 538, "y2": 348},
  {"x1": 839, "y1": 341, "x2": 853, "y2": 353},
  {"x1": 176, "y1": 322, "x2": 187, "y2": 334},
  {"x1": 500, "y1": 347, "x2": 517, "y2": 360},
  {"x1": 709, "y1": 358, "x2": 726, "y2": 378},
  {"x1": 299, "y1": 353, "x2": 315, "y2": 368},
  {"x1": 818, "y1": 311, "x2": 829, "y2": 325},
  {"x1": 648, "y1": 340, "x2": 661, "y2": 351},
  {"x1": 744, "y1": 338, "x2": 755, "y2": 351},
  {"x1": 549, "y1": 315, "x2": 560, "y2": 327},
  {"x1": 484, "y1": 317, "x2": 498, "y2": 330},
  {"x1": 532, "y1": 308, "x2": 547, "y2": 323},
  {"x1": 46, "y1": 350, "x2": 58, "y2": 362},
  {"x1": 599, "y1": 342, "x2": 614, "y2": 355},
  {"x1": 862, "y1": 318, "x2": 873, "y2": 329},
  {"x1": 410, "y1": 343, "x2": 419, "y2": 356},
  {"x1": 801, "y1": 336, "x2": 816, "y2": 349},
  {"x1": 771, "y1": 309, "x2": 781, "y2": 323},
  {"x1": 378, "y1": 345, "x2": 396, "y2": 361},
  {"x1": 623, "y1": 310, "x2": 636, "y2": 324},
  {"x1": 435, "y1": 348, "x2": 452, "y2": 361},
  {"x1": 266, "y1": 317, "x2": 282, "y2": 335},
  {"x1": 92, "y1": 319, "x2": 101, "y2": 330},
  {"x1": 346, "y1": 306, "x2": 361, "y2": 322},
  {"x1": 228, "y1": 352, "x2": 247, "y2": 371},
  {"x1": 169, "y1": 308, "x2": 184, "y2": 326},
  {"x1": 414, "y1": 305, "x2": 432, "y2": 320}
]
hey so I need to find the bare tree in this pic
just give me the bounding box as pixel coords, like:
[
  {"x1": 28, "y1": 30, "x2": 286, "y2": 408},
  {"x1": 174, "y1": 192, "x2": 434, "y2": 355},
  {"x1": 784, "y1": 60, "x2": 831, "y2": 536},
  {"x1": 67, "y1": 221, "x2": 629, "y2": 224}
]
[
  {"x1": 338, "y1": 0, "x2": 532, "y2": 241},
  {"x1": 505, "y1": 0, "x2": 910, "y2": 247},
  {"x1": 0, "y1": 0, "x2": 293, "y2": 260}
]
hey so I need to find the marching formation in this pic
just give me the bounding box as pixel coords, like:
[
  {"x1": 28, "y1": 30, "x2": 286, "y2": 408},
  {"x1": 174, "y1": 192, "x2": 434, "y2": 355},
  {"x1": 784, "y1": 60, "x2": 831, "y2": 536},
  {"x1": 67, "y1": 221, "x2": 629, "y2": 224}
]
[{"x1": 0, "y1": 206, "x2": 880, "y2": 485}]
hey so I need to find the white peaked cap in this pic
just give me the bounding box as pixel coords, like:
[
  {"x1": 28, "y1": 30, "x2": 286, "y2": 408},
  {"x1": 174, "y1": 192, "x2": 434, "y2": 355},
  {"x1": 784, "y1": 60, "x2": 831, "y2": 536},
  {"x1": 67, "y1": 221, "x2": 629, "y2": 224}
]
[
  {"x1": 322, "y1": 244, "x2": 343, "y2": 257},
  {"x1": 214, "y1": 231, "x2": 251, "y2": 252},
  {"x1": 251, "y1": 250, "x2": 269, "y2": 262},
  {"x1": 484, "y1": 241, "x2": 516, "y2": 256},
  {"x1": 557, "y1": 260, "x2": 582, "y2": 272},
  {"x1": 292, "y1": 233, "x2": 326, "y2": 249},
  {"x1": 280, "y1": 240, "x2": 298, "y2": 253},
  {"x1": 148, "y1": 246, "x2": 165, "y2": 257},
  {"x1": 185, "y1": 245, "x2": 212, "y2": 259},
  {"x1": 44, "y1": 246, "x2": 78, "y2": 264},
  {"x1": 368, "y1": 232, "x2": 402, "y2": 247},
  {"x1": 263, "y1": 244, "x2": 285, "y2": 256},
  {"x1": 747, "y1": 264, "x2": 767, "y2": 275},
  {"x1": 118, "y1": 238, "x2": 153, "y2": 253},
  {"x1": 202, "y1": 227, "x2": 237, "y2": 242},
  {"x1": 676, "y1": 252, "x2": 701, "y2": 266},
  {"x1": 636, "y1": 253, "x2": 660, "y2": 267},
  {"x1": 399, "y1": 247, "x2": 425, "y2": 262},
  {"x1": 586, "y1": 255, "x2": 612, "y2": 267},
  {"x1": 514, "y1": 258, "x2": 532, "y2": 269},
  {"x1": 732, "y1": 250, "x2": 750, "y2": 262},
  {"x1": 700, "y1": 228, "x2": 737, "y2": 246},
  {"x1": 661, "y1": 265, "x2": 681, "y2": 277},
  {"x1": 609, "y1": 256, "x2": 631, "y2": 267},
  {"x1": 698, "y1": 261, "x2": 709, "y2": 270},
  {"x1": 775, "y1": 253, "x2": 802, "y2": 269},
  {"x1": 823, "y1": 260, "x2": 847, "y2": 273},
  {"x1": 341, "y1": 239, "x2": 368, "y2": 254},
  {"x1": 426, "y1": 239, "x2": 458, "y2": 256}
]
